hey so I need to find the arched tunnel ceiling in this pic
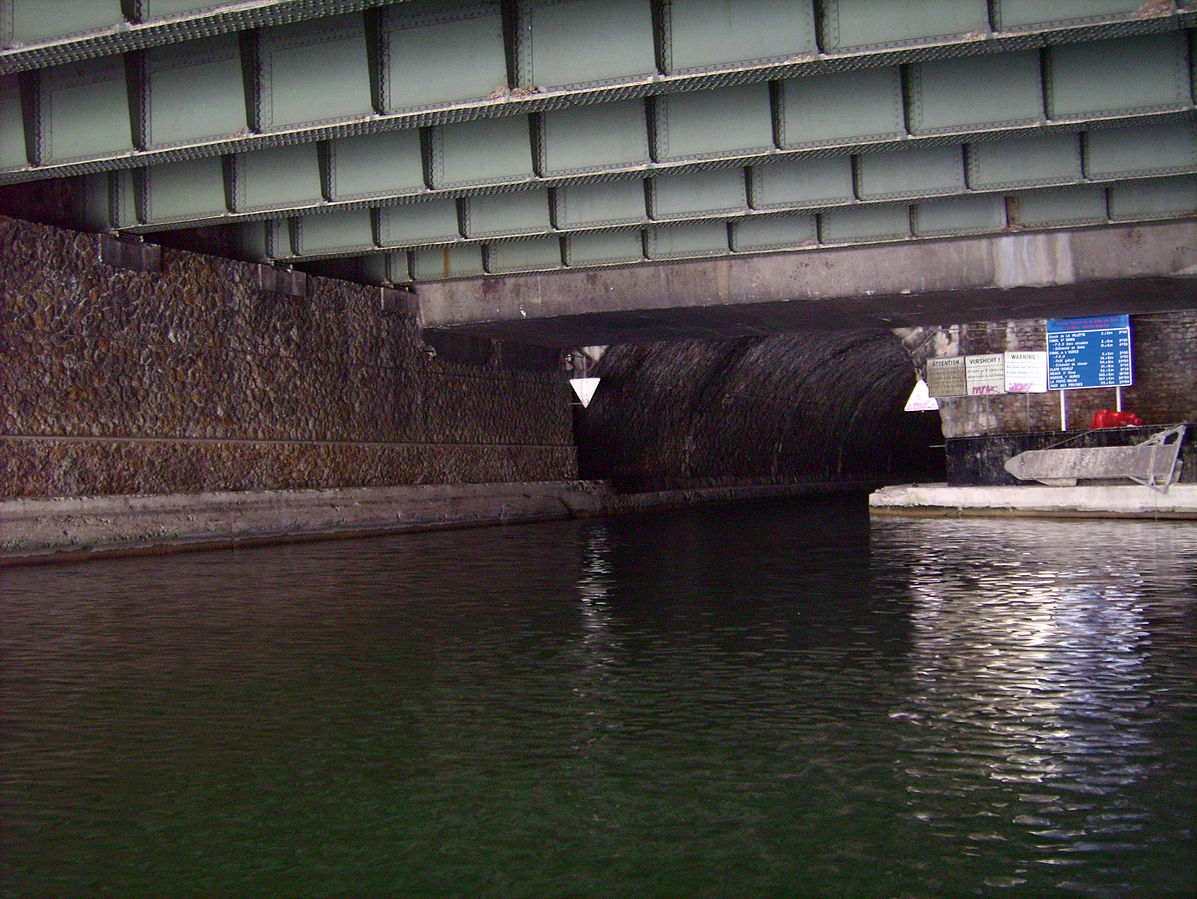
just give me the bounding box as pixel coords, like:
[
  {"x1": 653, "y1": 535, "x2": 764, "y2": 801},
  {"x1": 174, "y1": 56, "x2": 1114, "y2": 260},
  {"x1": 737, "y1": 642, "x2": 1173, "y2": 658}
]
[
  {"x1": 574, "y1": 332, "x2": 944, "y2": 490},
  {"x1": 2, "y1": 0, "x2": 1197, "y2": 342}
]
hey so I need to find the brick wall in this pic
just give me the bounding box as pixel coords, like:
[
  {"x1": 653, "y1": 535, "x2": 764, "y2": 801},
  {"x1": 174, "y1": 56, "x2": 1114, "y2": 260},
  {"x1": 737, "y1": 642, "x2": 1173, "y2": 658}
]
[{"x1": 0, "y1": 216, "x2": 576, "y2": 498}]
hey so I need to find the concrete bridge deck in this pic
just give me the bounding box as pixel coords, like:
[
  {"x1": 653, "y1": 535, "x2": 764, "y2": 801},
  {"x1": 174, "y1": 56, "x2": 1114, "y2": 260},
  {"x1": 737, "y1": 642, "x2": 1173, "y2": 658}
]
[{"x1": 415, "y1": 219, "x2": 1197, "y2": 345}]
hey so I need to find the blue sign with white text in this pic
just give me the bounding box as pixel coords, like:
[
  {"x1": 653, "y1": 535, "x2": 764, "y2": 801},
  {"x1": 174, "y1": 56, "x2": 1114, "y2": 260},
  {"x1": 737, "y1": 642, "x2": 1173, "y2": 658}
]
[{"x1": 1046, "y1": 315, "x2": 1132, "y2": 390}]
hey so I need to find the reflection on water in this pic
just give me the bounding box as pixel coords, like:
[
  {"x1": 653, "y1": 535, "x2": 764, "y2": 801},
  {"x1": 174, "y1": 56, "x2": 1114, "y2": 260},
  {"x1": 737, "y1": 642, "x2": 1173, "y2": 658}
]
[
  {"x1": 2, "y1": 499, "x2": 1195, "y2": 896},
  {"x1": 873, "y1": 517, "x2": 1195, "y2": 896}
]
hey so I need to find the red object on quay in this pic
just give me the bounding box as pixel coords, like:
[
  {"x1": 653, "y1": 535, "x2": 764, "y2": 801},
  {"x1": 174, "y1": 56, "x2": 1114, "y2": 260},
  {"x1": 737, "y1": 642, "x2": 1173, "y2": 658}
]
[{"x1": 1091, "y1": 409, "x2": 1143, "y2": 428}]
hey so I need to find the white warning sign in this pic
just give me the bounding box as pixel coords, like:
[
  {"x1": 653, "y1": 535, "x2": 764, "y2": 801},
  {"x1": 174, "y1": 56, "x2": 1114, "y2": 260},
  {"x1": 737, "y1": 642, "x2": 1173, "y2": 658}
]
[
  {"x1": 965, "y1": 353, "x2": 1005, "y2": 396},
  {"x1": 926, "y1": 357, "x2": 965, "y2": 398},
  {"x1": 1004, "y1": 351, "x2": 1048, "y2": 393}
]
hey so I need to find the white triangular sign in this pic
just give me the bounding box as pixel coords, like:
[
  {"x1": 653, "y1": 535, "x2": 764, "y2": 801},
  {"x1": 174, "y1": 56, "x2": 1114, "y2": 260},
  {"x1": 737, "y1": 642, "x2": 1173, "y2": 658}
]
[
  {"x1": 904, "y1": 378, "x2": 940, "y2": 412},
  {"x1": 569, "y1": 377, "x2": 600, "y2": 408}
]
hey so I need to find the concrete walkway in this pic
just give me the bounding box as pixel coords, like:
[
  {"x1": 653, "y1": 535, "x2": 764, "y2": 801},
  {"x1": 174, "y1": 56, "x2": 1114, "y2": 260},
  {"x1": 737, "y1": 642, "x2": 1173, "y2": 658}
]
[
  {"x1": 0, "y1": 480, "x2": 865, "y2": 566},
  {"x1": 870, "y1": 483, "x2": 1197, "y2": 519}
]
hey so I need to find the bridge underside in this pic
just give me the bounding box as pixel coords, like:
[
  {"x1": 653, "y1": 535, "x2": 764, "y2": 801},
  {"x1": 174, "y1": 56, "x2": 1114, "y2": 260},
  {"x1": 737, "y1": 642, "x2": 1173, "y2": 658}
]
[
  {"x1": 421, "y1": 278, "x2": 1197, "y2": 346},
  {"x1": 416, "y1": 220, "x2": 1197, "y2": 345},
  {"x1": 0, "y1": 0, "x2": 1194, "y2": 335}
]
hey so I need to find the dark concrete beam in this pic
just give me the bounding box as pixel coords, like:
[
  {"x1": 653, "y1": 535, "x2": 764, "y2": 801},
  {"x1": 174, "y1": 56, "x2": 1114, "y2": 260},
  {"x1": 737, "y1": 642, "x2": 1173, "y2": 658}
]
[{"x1": 417, "y1": 221, "x2": 1197, "y2": 345}]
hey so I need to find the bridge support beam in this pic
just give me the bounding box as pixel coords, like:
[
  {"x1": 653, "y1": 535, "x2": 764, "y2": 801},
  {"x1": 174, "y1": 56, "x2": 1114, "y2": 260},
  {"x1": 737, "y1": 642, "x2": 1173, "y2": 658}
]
[{"x1": 416, "y1": 220, "x2": 1197, "y2": 345}]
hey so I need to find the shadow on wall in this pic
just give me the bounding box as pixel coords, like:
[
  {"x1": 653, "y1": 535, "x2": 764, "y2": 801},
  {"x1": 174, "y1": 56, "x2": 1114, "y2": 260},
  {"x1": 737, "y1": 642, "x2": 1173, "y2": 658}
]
[{"x1": 574, "y1": 332, "x2": 945, "y2": 493}]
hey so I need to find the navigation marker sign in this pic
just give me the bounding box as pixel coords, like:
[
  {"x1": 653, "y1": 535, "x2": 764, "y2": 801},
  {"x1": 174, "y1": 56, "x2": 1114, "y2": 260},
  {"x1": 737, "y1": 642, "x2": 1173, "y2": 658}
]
[
  {"x1": 569, "y1": 377, "x2": 600, "y2": 407},
  {"x1": 1047, "y1": 316, "x2": 1132, "y2": 390},
  {"x1": 904, "y1": 379, "x2": 939, "y2": 412}
]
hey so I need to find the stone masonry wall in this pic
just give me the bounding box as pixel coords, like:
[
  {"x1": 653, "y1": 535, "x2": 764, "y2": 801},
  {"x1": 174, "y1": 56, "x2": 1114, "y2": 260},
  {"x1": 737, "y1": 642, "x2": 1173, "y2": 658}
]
[
  {"x1": 0, "y1": 216, "x2": 576, "y2": 498},
  {"x1": 897, "y1": 311, "x2": 1197, "y2": 439}
]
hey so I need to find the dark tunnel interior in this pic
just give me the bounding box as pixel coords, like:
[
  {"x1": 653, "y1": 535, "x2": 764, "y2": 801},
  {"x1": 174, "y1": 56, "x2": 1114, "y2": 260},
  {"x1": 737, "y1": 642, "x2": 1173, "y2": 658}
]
[{"x1": 574, "y1": 331, "x2": 945, "y2": 492}]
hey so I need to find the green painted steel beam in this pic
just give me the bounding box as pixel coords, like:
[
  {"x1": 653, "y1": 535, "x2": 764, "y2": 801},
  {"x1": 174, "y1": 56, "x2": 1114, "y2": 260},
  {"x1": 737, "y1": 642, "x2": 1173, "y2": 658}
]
[
  {"x1": 182, "y1": 120, "x2": 1197, "y2": 265},
  {"x1": 6, "y1": 0, "x2": 1197, "y2": 293},
  {"x1": 0, "y1": 0, "x2": 401, "y2": 74},
  {"x1": 237, "y1": 165, "x2": 1197, "y2": 268},
  {"x1": 1, "y1": 5, "x2": 1193, "y2": 184},
  {"x1": 317, "y1": 175, "x2": 1197, "y2": 284},
  {"x1": 100, "y1": 102, "x2": 1196, "y2": 235},
  {"x1": 66, "y1": 27, "x2": 1193, "y2": 228}
]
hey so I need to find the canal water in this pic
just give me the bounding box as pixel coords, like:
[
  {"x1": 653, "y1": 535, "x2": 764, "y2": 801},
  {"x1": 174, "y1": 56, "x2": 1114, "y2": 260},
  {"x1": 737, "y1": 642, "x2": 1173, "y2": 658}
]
[{"x1": 2, "y1": 497, "x2": 1195, "y2": 896}]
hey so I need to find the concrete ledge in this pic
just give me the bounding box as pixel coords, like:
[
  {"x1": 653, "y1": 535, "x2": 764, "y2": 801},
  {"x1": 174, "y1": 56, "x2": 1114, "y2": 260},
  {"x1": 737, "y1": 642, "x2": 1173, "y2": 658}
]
[
  {"x1": 869, "y1": 483, "x2": 1197, "y2": 519},
  {"x1": 0, "y1": 480, "x2": 864, "y2": 566}
]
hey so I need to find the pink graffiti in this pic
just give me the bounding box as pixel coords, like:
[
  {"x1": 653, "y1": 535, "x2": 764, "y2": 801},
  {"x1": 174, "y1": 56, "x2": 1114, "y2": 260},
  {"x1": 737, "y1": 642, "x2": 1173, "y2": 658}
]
[
  {"x1": 1007, "y1": 383, "x2": 1033, "y2": 393},
  {"x1": 970, "y1": 385, "x2": 1000, "y2": 395}
]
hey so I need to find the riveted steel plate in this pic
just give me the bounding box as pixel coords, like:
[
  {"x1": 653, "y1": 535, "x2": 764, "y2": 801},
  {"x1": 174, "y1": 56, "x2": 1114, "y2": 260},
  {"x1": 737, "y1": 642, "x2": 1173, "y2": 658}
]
[
  {"x1": 967, "y1": 133, "x2": 1082, "y2": 190},
  {"x1": 232, "y1": 143, "x2": 323, "y2": 212},
  {"x1": 908, "y1": 50, "x2": 1044, "y2": 135},
  {"x1": 820, "y1": 204, "x2": 910, "y2": 243},
  {"x1": 1047, "y1": 32, "x2": 1192, "y2": 119},
  {"x1": 328, "y1": 129, "x2": 426, "y2": 201},
  {"x1": 730, "y1": 213, "x2": 817, "y2": 252},
  {"x1": 649, "y1": 168, "x2": 746, "y2": 219},
  {"x1": 463, "y1": 190, "x2": 552, "y2": 238},
  {"x1": 645, "y1": 220, "x2": 729, "y2": 258},
  {"x1": 382, "y1": 1, "x2": 506, "y2": 112},
  {"x1": 540, "y1": 99, "x2": 650, "y2": 175},
  {"x1": 820, "y1": 0, "x2": 988, "y2": 52},
  {"x1": 0, "y1": 75, "x2": 25, "y2": 170},
  {"x1": 431, "y1": 115, "x2": 534, "y2": 188},
  {"x1": 3, "y1": 0, "x2": 125, "y2": 47},
  {"x1": 377, "y1": 199, "x2": 462, "y2": 247},
  {"x1": 412, "y1": 243, "x2": 485, "y2": 280},
  {"x1": 42, "y1": 55, "x2": 132, "y2": 162},
  {"x1": 360, "y1": 250, "x2": 410, "y2": 285},
  {"x1": 663, "y1": 0, "x2": 816, "y2": 74},
  {"x1": 139, "y1": 156, "x2": 228, "y2": 223},
  {"x1": 994, "y1": 0, "x2": 1158, "y2": 31},
  {"x1": 778, "y1": 67, "x2": 904, "y2": 148},
  {"x1": 1009, "y1": 185, "x2": 1106, "y2": 227},
  {"x1": 857, "y1": 145, "x2": 965, "y2": 201},
  {"x1": 748, "y1": 156, "x2": 854, "y2": 209},
  {"x1": 911, "y1": 194, "x2": 1007, "y2": 237},
  {"x1": 565, "y1": 229, "x2": 644, "y2": 265},
  {"x1": 290, "y1": 208, "x2": 375, "y2": 255},
  {"x1": 517, "y1": 0, "x2": 656, "y2": 90},
  {"x1": 556, "y1": 180, "x2": 648, "y2": 228},
  {"x1": 486, "y1": 234, "x2": 563, "y2": 272},
  {"x1": 258, "y1": 13, "x2": 372, "y2": 130},
  {"x1": 1108, "y1": 175, "x2": 1197, "y2": 220},
  {"x1": 2, "y1": 15, "x2": 1193, "y2": 183},
  {"x1": 654, "y1": 81, "x2": 774, "y2": 162},
  {"x1": 145, "y1": 34, "x2": 245, "y2": 147},
  {"x1": 1085, "y1": 118, "x2": 1197, "y2": 179},
  {"x1": 1, "y1": 1, "x2": 395, "y2": 75}
]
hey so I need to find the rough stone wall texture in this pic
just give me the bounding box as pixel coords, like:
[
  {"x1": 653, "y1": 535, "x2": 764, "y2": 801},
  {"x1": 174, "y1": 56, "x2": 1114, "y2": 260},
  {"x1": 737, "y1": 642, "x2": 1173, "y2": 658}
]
[
  {"x1": 897, "y1": 311, "x2": 1197, "y2": 439},
  {"x1": 575, "y1": 332, "x2": 944, "y2": 492},
  {"x1": 0, "y1": 216, "x2": 575, "y2": 498}
]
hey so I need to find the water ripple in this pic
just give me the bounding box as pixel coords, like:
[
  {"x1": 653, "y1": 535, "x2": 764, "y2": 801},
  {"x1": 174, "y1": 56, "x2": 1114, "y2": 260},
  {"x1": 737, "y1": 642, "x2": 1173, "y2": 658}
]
[{"x1": 2, "y1": 499, "x2": 1195, "y2": 896}]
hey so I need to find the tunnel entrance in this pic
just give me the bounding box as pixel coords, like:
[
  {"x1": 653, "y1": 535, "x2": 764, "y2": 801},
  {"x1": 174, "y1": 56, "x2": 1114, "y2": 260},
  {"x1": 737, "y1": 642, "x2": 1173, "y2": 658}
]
[{"x1": 573, "y1": 332, "x2": 945, "y2": 493}]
